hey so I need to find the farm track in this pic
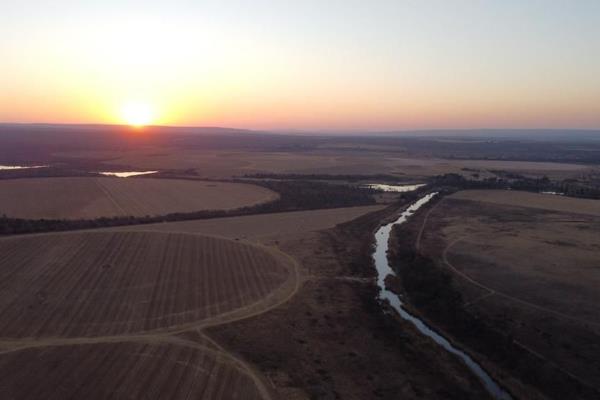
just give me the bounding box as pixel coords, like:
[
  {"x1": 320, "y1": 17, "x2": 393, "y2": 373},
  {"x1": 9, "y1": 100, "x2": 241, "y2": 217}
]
[
  {"x1": 442, "y1": 236, "x2": 600, "y2": 329},
  {"x1": 414, "y1": 195, "x2": 600, "y2": 394},
  {"x1": 0, "y1": 230, "x2": 302, "y2": 400},
  {"x1": 416, "y1": 196, "x2": 600, "y2": 328}
]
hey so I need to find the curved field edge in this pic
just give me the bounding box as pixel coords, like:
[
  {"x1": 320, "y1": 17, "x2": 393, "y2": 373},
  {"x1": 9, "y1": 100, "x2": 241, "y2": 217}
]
[
  {"x1": 0, "y1": 230, "x2": 295, "y2": 339},
  {"x1": 0, "y1": 177, "x2": 279, "y2": 219},
  {"x1": 0, "y1": 340, "x2": 265, "y2": 400}
]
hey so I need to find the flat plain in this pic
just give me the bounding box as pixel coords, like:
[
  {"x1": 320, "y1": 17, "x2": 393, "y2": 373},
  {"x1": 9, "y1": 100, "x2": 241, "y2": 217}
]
[
  {"x1": 55, "y1": 148, "x2": 593, "y2": 180},
  {"x1": 0, "y1": 177, "x2": 278, "y2": 219},
  {"x1": 109, "y1": 204, "x2": 385, "y2": 242},
  {"x1": 0, "y1": 229, "x2": 295, "y2": 399},
  {"x1": 450, "y1": 189, "x2": 600, "y2": 216},
  {"x1": 0, "y1": 231, "x2": 291, "y2": 337},
  {"x1": 0, "y1": 341, "x2": 264, "y2": 400},
  {"x1": 416, "y1": 190, "x2": 600, "y2": 394}
]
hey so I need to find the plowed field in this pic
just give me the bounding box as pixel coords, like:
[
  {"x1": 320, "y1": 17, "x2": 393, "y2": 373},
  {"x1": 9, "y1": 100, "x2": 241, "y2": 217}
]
[
  {"x1": 0, "y1": 341, "x2": 263, "y2": 400},
  {"x1": 0, "y1": 231, "x2": 290, "y2": 338},
  {"x1": 0, "y1": 177, "x2": 278, "y2": 219}
]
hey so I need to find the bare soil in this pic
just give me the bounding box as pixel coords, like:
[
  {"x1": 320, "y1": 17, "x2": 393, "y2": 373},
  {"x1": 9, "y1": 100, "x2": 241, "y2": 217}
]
[
  {"x1": 0, "y1": 341, "x2": 263, "y2": 400},
  {"x1": 205, "y1": 204, "x2": 494, "y2": 399},
  {"x1": 0, "y1": 231, "x2": 290, "y2": 337},
  {"x1": 408, "y1": 191, "x2": 600, "y2": 398},
  {"x1": 0, "y1": 177, "x2": 278, "y2": 219},
  {"x1": 55, "y1": 148, "x2": 592, "y2": 180},
  {"x1": 449, "y1": 189, "x2": 600, "y2": 216},
  {"x1": 108, "y1": 205, "x2": 384, "y2": 242}
]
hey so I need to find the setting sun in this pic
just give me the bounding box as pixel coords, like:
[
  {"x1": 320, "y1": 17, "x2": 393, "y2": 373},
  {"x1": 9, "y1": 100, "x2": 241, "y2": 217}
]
[{"x1": 120, "y1": 102, "x2": 155, "y2": 127}]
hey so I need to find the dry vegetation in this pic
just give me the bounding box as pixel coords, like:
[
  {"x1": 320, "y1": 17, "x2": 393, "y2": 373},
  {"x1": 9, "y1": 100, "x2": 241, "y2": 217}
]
[
  {"x1": 0, "y1": 177, "x2": 278, "y2": 219},
  {"x1": 109, "y1": 205, "x2": 384, "y2": 242},
  {"x1": 0, "y1": 341, "x2": 263, "y2": 400},
  {"x1": 56, "y1": 148, "x2": 592, "y2": 180},
  {"x1": 0, "y1": 229, "x2": 297, "y2": 399},
  {"x1": 0, "y1": 231, "x2": 290, "y2": 337},
  {"x1": 205, "y1": 203, "x2": 493, "y2": 400},
  {"x1": 413, "y1": 190, "x2": 600, "y2": 397},
  {"x1": 450, "y1": 189, "x2": 600, "y2": 216}
]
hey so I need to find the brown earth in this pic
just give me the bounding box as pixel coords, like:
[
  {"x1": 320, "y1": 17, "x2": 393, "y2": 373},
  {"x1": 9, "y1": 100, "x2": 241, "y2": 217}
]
[
  {"x1": 108, "y1": 204, "x2": 385, "y2": 242},
  {"x1": 0, "y1": 229, "x2": 296, "y2": 399},
  {"x1": 0, "y1": 202, "x2": 501, "y2": 399},
  {"x1": 55, "y1": 148, "x2": 592, "y2": 180},
  {"x1": 410, "y1": 190, "x2": 600, "y2": 398},
  {"x1": 204, "y1": 204, "x2": 495, "y2": 399},
  {"x1": 0, "y1": 341, "x2": 263, "y2": 400},
  {"x1": 0, "y1": 202, "x2": 502, "y2": 400},
  {"x1": 450, "y1": 189, "x2": 600, "y2": 216},
  {"x1": 0, "y1": 231, "x2": 291, "y2": 338},
  {"x1": 0, "y1": 177, "x2": 278, "y2": 219}
]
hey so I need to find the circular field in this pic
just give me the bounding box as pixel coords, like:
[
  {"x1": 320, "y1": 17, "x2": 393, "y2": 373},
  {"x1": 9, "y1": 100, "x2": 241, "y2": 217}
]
[
  {"x1": 0, "y1": 231, "x2": 291, "y2": 337},
  {"x1": 0, "y1": 342, "x2": 264, "y2": 400},
  {"x1": 0, "y1": 177, "x2": 278, "y2": 219}
]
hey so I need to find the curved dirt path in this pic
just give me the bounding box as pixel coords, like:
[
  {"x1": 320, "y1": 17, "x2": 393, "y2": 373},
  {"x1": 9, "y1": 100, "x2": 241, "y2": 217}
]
[
  {"x1": 0, "y1": 231, "x2": 303, "y2": 400},
  {"x1": 443, "y1": 236, "x2": 600, "y2": 328},
  {"x1": 415, "y1": 196, "x2": 600, "y2": 328}
]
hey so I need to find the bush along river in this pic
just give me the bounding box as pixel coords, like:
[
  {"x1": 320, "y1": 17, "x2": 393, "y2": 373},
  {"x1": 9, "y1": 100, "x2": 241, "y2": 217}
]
[{"x1": 372, "y1": 192, "x2": 512, "y2": 400}]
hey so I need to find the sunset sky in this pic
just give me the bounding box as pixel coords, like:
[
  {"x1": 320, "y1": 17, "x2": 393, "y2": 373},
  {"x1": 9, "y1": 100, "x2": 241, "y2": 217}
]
[{"x1": 2, "y1": 1, "x2": 599, "y2": 130}]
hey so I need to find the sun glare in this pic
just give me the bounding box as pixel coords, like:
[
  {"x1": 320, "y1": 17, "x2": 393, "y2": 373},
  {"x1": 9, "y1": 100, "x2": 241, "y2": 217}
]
[{"x1": 121, "y1": 102, "x2": 155, "y2": 127}]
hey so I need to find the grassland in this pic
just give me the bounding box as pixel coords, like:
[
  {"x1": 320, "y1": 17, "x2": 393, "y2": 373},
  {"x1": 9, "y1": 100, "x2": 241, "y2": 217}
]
[
  {"x1": 0, "y1": 177, "x2": 278, "y2": 219},
  {"x1": 406, "y1": 190, "x2": 600, "y2": 398},
  {"x1": 109, "y1": 204, "x2": 385, "y2": 242},
  {"x1": 56, "y1": 148, "x2": 593, "y2": 180}
]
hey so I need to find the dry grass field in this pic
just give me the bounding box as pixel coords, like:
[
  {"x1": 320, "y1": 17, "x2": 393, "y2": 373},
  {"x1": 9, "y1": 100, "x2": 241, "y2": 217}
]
[
  {"x1": 55, "y1": 148, "x2": 593, "y2": 179},
  {"x1": 109, "y1": 205, "x2": 385, "y2": 243},
  {"x1": 0, "y1": 177, "x2": 277, "y2": 219},
  {"x1": 450, "y1": 189, "x2": 600, "y2": 216},
  {"x1": 0, "y1": 231, "x2": 291, "y2": 337},
  {"x1": 416, "y1": 190, "x2": 600, "y2": 394},
  {"x1": 0, "y1": 229, "x2": 296, "y2": 399},
  {"x1": 0, "y1": 341, "x2": 263, "y2": 400}
]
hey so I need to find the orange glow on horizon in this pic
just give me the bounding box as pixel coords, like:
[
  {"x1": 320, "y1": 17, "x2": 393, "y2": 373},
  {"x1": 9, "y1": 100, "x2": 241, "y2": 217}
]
[{"x1": 120, "y1": 101, "x2": 155, "y2": 128}]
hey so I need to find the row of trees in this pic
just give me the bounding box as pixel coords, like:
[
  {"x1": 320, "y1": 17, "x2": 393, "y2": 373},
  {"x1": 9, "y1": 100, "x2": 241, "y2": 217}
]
[
  {"x1": 431, "y1": 173, "x2": 600, "y2": 199},
  {"x1": 0, "y1": 180, "x2": 377, "y2": 235}
]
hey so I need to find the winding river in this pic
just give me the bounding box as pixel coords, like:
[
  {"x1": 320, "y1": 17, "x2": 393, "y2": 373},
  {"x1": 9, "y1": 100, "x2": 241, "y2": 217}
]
[{"x1": 373, "y1": 192, "x2": 512, "y2": 400}]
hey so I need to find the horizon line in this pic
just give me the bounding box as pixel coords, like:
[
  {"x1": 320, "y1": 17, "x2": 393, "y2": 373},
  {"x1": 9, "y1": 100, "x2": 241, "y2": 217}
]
[{"x1": 1, "y1": 121, "x2": 600, "y2": 135}]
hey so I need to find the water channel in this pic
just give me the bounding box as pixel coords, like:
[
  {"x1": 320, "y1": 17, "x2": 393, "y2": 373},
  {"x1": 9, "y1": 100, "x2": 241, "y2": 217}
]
[{"x1": 372, "y1": 191, "x2": 512, "y2": 400}]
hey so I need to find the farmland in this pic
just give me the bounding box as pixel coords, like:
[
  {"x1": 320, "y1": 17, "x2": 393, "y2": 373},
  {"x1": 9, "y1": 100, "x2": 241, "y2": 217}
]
[
  {"x1": 0, "y1": 229, "x2": 296, "y2": 399},
  {"x1": 0, "y1": 177, "x2": 278, "y2": 219},
  {"x1": 109, "y1": 204, "x2": 385, "y2": 242},
  {"x1": 55, "y1": 147, "x2": 593, "y2": 180},
  {"x1": 0, "y1": 231, "x2": 292, "y2": 337},
  {"x1": 0, "y1": 341, "x2": 264, "y2": 400},
  {"x1": 450, "y1": 189, "x2": 600, "y2": 216},
  {"x1": 1, "y1": 125, "x2": 600, "y2": 399},
  {"x1": 392, "y1": 190, "x2": 600, "y2": 398}
]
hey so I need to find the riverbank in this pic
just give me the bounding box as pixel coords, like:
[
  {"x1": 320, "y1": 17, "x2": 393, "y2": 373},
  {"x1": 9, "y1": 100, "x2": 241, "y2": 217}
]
[
  {"x1": 206, "y1": 199, "x2": 493, "y2": 399},
  {"x1": 387, "y1": 192, "x2": 600, "y2": 400}
]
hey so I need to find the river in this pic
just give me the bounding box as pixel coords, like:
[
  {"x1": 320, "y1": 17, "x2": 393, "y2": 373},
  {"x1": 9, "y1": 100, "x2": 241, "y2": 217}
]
[{"x1": 372, "y1": 192, "x2": 512, "y2": 400}]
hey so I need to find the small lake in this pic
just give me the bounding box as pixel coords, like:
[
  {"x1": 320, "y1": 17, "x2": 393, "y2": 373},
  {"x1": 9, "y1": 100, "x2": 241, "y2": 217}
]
[
  {"x1": 372, "y1": 191, "x2": 512, "y2": 400},
  {"x1": 0, "y1": 164, "x2": 47, "y2": 170},
  {"x1": 364, "y1": 183, "x2": 426, "y2": 192},
  {"x1": 99, "y1": 171, "x2": 158, "y2": 178},
  {"x1": 540, "y1": 191, "x2": 565, "y2": 196}
]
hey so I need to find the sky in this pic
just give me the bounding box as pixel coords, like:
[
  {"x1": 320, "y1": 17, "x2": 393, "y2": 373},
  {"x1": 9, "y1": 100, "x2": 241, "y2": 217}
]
[{"x1": 1, "y1": 0, "x2": 600, "y2": 131}]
